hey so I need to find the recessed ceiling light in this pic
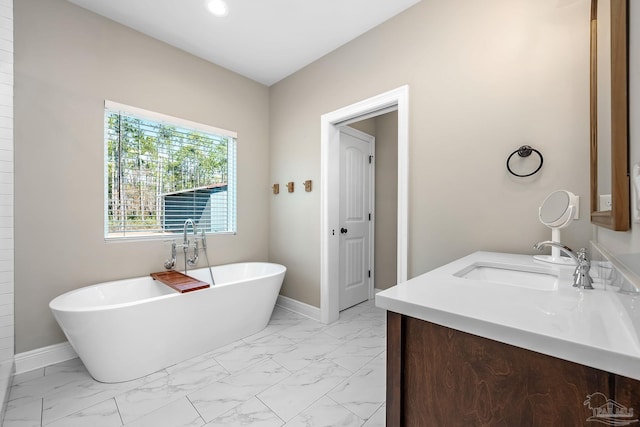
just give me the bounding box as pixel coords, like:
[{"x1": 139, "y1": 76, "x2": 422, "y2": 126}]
[{"x1": 206, "y1": 0, "x2": 229, "y2": 17}]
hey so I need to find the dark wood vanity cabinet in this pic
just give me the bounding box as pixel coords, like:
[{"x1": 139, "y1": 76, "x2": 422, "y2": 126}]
[{"x1": 386, "y1": 311, "x2": 640, "y2": 426}]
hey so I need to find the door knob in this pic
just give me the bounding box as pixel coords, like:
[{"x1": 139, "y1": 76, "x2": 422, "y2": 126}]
[{"x1": 340, "y1": 227, "x2": 348, "y2": 234}]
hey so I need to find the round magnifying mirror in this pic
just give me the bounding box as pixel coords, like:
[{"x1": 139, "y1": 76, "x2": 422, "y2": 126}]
[
  {"x1": 539, "y1": 190, "x2": 577, "y2": 229},
  {"x1": 535, "y1": 190, "x2": 578, "y2": 265}
]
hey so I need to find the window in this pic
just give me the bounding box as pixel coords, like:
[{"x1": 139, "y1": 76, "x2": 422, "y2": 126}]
[{"x1": 104, "y1": 101, "x2": 237, "y2": 239}]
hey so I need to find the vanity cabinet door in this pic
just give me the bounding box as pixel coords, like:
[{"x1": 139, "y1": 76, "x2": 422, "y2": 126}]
[
  {"x1": 387, "y1": 312, "x2": 612, "y2": 427},
  {"x1": 614, "y1": 375, "x2": 640, "y2": 419}
]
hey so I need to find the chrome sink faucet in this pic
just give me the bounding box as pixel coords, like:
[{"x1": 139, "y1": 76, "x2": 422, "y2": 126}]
[{"x1": 533, "y1": 241, "x2": 594, "y2": 290}]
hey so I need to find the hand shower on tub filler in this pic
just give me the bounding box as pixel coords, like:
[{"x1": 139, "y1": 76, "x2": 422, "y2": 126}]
[
  {"x1": 200, "y1": 228, "x2": 215, "y2": 285},
  {"x1": 164, "y1": 219, "x2": 216, "y2": 285}
]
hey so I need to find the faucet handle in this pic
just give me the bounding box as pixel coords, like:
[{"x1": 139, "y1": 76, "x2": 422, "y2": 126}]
[
  {"x1": 163, "y1": 241, "x2": 177, "y2": 270},
  {"x1": 575, "y1": 248, "x2": 594, "y2": 290}
]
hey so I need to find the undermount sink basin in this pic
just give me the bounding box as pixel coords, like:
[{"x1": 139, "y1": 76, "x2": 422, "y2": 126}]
[{"x1": 454, "y1": 263, "x2": 561, "y2": 291}]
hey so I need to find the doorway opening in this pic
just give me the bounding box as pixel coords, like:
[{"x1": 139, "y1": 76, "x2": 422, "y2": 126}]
[{"x1": 320, "y1": 85, "x2": 409, "y2": 324}]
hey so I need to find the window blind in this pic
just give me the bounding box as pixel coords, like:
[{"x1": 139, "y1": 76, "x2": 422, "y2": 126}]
[{"x1": 104, "y1": 101, "x2": 237, "y2": 239}]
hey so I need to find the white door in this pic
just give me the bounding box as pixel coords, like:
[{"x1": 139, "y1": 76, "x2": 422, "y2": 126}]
[{"x1": 339, "y1": 127, "x2": 374, "y2": 311}]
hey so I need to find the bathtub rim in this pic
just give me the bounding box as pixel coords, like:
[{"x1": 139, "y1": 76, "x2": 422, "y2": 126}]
[{"x1": 49, "y1": 262, "x2": 286, "y2": 313}]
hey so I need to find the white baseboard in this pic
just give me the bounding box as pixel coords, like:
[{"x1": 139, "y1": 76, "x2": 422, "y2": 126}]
[
  {"x1": 15, "y1": 342, "x2": 77, "y2": 374},
  {"x1": 276, "y1": 295, "x2": 321, "y2": 321},
  {"x1": 276, "y1": 292, "x2": 385, "y2": 322}
]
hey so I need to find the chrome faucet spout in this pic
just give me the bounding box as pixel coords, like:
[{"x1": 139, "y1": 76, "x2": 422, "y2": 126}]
[
  {"x1": 534, "y1": 241, "x2": 594, "y2": 290},
  {"x1": 183, "y1": 219, "x2": 196, "y2": 246},
  {"x1": 533, "y1": 241, "x2": 578, "y2": 264}
]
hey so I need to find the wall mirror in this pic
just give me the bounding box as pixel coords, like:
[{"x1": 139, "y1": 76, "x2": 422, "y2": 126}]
[{"x1": 590, "y1": 0, "x2": 629, "y2": 230}]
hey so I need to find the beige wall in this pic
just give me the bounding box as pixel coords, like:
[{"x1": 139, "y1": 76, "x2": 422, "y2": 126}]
[
  {"x1": 270, "y1": 0, "x2": 592, "y2": 307},
  {"x1": 15, "y1": 0, "x2": 270, "y2": 352},
  {"x1": 347, "y1": 118, "x2": 376, "y2": 136},
  {"x1": 0, "y1": 0, "x2": 12, "y2": 412},
  {"x1": 594, "y1": 2, "x2": 640, "y2": 274},
  {"x1": 373, "y1": 112, "x2": 398, "y2": 290}
]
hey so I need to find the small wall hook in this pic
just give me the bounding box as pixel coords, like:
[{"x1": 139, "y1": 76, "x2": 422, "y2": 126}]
[
  {"x1": 287, "y1": 182, "x2": 295, "y2": 193},
  {"x1": 272, "y1": 183, "x2": 279, "y2": 195},
  {"x1": 303, "y1": 180, "x2": 312, "y2": 192}
]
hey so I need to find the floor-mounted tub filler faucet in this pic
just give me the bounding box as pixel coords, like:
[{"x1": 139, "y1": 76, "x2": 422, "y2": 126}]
[
  {"x1": 164, "y1": 219, "x2": 215, "y2": 285},
  {"x1": 533, "y1": 241, "x2": 594, "y2": 290}
]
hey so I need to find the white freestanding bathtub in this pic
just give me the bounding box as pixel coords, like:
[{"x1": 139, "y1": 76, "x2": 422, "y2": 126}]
[{"x1": 49, "y1": 263, "x2": 286, "y2": 383}]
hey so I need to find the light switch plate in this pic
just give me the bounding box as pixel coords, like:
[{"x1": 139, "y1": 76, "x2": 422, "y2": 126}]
[{"x1": 599, "y1": 194, "x2": 612, "y2": 212}]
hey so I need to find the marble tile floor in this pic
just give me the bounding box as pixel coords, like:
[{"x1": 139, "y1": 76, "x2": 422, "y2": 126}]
[{"x1": 2, "y1": 300, "x2": 387, "y2": 427}]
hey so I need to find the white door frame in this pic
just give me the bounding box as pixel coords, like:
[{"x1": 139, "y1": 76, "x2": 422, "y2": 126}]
[{"x1": 320, "y1": 85, "x2": 409, "y2": 324}]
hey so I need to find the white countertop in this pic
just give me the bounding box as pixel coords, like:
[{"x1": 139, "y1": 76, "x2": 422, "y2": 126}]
[{"x1": 375, "y1": 251, "x2": 640, "y2": 381}]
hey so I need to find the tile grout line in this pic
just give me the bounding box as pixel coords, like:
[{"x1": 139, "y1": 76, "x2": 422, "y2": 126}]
[
  {"x1": 253, "y1": 394, "x2": 286, "y2": 426},
  {"x1": 184, "y1": 395, "x2": 206, "y2": 427},
  {"x1": 113, "y1": 397, "x2": 124, "y2": 427},
  {"x1": 324, "y1": 394, "x2": 369, "y2": 424}
]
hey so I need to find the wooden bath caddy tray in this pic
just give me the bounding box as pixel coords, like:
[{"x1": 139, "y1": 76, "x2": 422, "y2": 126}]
[{"x1": 150, "y1": 271, "x2": 210, "y2": 293}]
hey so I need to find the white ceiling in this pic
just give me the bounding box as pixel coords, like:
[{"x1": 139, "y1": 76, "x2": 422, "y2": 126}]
[{"x1": 65, "y1": 0, "x2": 422, "y2": 86}]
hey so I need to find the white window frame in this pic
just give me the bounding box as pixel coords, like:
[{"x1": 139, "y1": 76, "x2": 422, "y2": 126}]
[{"x1": 103, "y1": 100, "x2": 237, "y2": 241}]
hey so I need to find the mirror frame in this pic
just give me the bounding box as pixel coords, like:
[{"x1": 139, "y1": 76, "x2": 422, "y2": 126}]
[{"x1": 590, "y1": 0, "x2": 629, "y2": 231}]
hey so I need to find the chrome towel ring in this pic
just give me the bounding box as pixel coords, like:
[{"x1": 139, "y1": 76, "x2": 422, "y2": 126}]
[{"x1": 506, "y1": 145, "x2": 543, "y2": 177}]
